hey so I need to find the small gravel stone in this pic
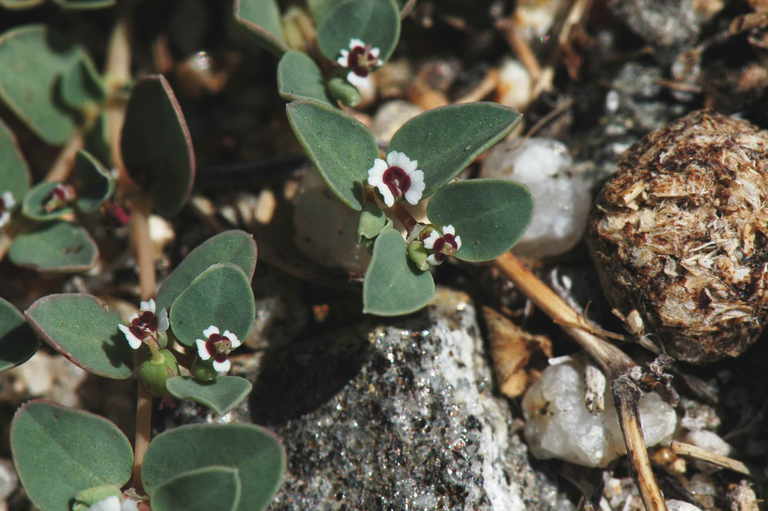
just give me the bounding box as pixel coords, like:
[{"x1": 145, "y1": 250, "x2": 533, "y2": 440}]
[{"x1": 481, "y1": 137, "x2": 591, "y2": 257}]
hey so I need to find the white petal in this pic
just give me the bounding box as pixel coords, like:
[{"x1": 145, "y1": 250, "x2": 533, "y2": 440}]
[
  {"x1": 157, "y1": 308, "x2": 169, "y2": 332},
  {"x1": 89, "y1": 496, "x2": 121, "y2": 511},
  {"x1": 0, "y1": 212, "x2": 9, "y2": 228},
  {"x1": 370, "y1": 47, "x2": 380, "y2": 58},
  {"x1": 118, "y1": 324, "x2": 143, "y2": 350},
  {"x1": 224, "y1": 330, "x2": 241, "y2": 349},
  {"x1": 376, "y1": 58, "x2": 383, "y2": 67},
  {"x1": 2, "y1": 191, "x2": 15, "y2": 209},
  {"x1": 349, "y1": 38, "x2": 365, "y2": 49},
  {"x1": 337, "y1": 56, "x2": 348, "y2": 67},
  {"x1": 196, "y1": 339, "x2": 211, "y2": 360},
  {"x1": 213, "y1": 358, "x2": 231, "y2": 374},
  {"x1": 404, "y1": 169, "x2": 425, "y2": 205},
  {"x1": 376, "y1": 183, "x2": 395, "y2": 207},
  {"x1": 203, "y1": 325, "x2": 219, "y2": 337},
  {"x1": 427, "y1": 254, "x2": 443, "y2": 266},
  {"x1": 454, "y1": 235, "x2": 462, "y2": 249},
  {"x1": 386, "y1": 151, "x2": 402, "y2": 167},
  {"x1": 140, "y1": 299, "x2": 155, "y2": 313},
  {"x1": 346, "y1": 71, "x2": 369, "y2": 90},
  {"x1": 443, "y1": 225, "x2": 455, "y2": 235},
  {"x1": 422, "y1": 231, "x2": 440, "y2": 249},
  {"x1": 367, "y1": 159, "x2": 388, "y2": 185},
  {"x1": 121, "y1": 499, "x2": 139, "y2": 511}
]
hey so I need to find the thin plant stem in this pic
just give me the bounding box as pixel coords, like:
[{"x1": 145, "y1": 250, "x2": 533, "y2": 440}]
[
  {"x1": 670, "y1": 441, "x2": 751, "y2": 475},
  {"x1": 105, "y1": 8, "x2": 132, "y2": 181},
  {"x1": 44, "y1": 130, "x2": 84, "y2": 183},
  {"x1": 494, "y1": 253, "x2": 668, "y2": 511}
]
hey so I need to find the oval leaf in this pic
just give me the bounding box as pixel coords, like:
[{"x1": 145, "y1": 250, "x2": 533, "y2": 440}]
[
  {"x1": 9, "y1": 221, "x2": 98, "y2": 272},
  {"x1": 22, "y1": 182, "x2": 73, "y2": 221},
  {"x1": 0, "y1": 0, "x2": 45, "y2": 8},
  {"x1": 25, "y1": 294, "x2": 132, "y2": 379},
  {"x1": 390, "y1": 102, "x2": 521, "y2": 197},
  {"x1": 317, "y1": 0, "x2": 400, "y2": 64},
  {"x1": 152, "y1": 466, "x2": 240, "y2": 511},
  {"x1": 72, "y1": 149, "x2": 114, "y2": 213},
  {"x1": 52, "y1": 0, "x2": 115, "y2": 9},
  {"x1": 363, "y1": 227, "x2": 435, "y2": 316},
  {"x1": 157, "y1": 230, "x2": 257, "y2": 312},
  {"x1": 0, "y1": 25, "x2": 96, "y2": 145},
  {"x1": 11, "y1": 401, "x2": 133, "y2": 511},
  {"x1": 142, "y1": 423, "x2": 286, "y2": 511},
  {"x1": 167, "y1": 376, "x2": 252, "y2": 415},
  {"x1": 286, "y1": 101, "x2": 378, "y2": 210},
  {"x1": 427, "y1": 179, "x2": 533, "y2": 261},
  {"x1": 0, "y1": 297, "x2": 38, "y2": 372},
  {"x1": 0, "y1": 118, "x2": 31, "y2": 201},
  {"x1": 170, "y1": 263, "x2": 255, "y2": 347},
  {"x1": 121, "y1": 75, "x2": 195, "y2": 217},
  {"x1": 277, "y1": 51, "x2": 330, "y2": 105},
  {"x1": 233, "y1": 0, "x2": 288, "y2": 55},
  {"x1": 59, "y1": 53, "x2": 105, "y2": 112}
]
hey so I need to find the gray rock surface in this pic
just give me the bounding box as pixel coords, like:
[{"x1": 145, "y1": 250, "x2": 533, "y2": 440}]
[{"x1": 249, "y1": 289, "x2": 572, "y2": 510}]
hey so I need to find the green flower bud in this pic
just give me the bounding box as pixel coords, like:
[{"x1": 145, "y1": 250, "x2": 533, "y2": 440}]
[
  {"x1": 407, "y1": 240, "x2": 431, "y2": 272},
  {"x1": 327, "y1": 77, "x2": 361, "y2": 107},
  {"x1": 137, "y1": 349, "x2": 179, "y2": 397},
  {"x1": 191, "y1": 357, "x2": 218, "y2": 383}
]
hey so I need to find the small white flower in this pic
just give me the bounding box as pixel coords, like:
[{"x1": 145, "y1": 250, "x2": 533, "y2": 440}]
[
  {"x1": 0, "y1": 191, "x2": 16, "y2": 228},
  {"x1": 195, "y1": 325, "x2": 242, "y2": 374},
  {"x1": 337, "y1": 38, "x2": 382, "y2": 88},
  {"x1": 422, "y1": 225, "x2": 462, "y2": 266},
  {"x1": 367, "y1": 151, "x2": 425, "y2": 207},
  {"x1": 118, "y1": 298, "x2": 168, "y2": 350}
]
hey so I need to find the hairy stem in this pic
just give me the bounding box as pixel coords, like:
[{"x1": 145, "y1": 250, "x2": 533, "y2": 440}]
[{"x1": 494, "y1": 253, "x2": 668, "y2": 511}]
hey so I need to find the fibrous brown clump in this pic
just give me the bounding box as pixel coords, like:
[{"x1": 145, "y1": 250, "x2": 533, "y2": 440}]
[{"x1": 587, "y1": 110, "x2": 768, "y2": 364}]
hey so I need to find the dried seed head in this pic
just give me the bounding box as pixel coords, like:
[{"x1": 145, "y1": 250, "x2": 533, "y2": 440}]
[{"x1": 587, "y1": 109, "x2": 768, "y2": 364}]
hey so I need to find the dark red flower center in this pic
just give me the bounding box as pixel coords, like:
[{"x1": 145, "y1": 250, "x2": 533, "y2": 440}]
[
  {"x1": 129, "y1": 311, "x2": 158, "y2": 340},
  {"x1": 382, "y1": 166, "x2": 411, "y2": 199},
  {"x1": 347, "y1": 46, "x2": 377, "y2": 77},
  {"x1": 432, "y1": 234, "x2": 459, "y2": 262},
  {"x1": 206, "y1": 333, "x2": 232, "y2": 363}
]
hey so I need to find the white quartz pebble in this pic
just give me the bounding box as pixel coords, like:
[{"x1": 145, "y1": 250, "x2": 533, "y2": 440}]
[
  {"x1": 667, "y1": 500, "x2": 703, "y2": 511},
  {"x1": 522, "y1": 358, "x2": 677, "y2": 467},
  {"x1": 480, "y1": 138, "x2": 591, "y2": 257}
]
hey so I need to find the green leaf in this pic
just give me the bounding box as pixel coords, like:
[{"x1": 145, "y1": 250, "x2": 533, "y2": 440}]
[
  {"x1": 0, "y1": 25, "x2": 97, "y2": 145},
  {"x1": 233, "y1": 0, "x2": 288, "y2": 55},
  {"x1": 9, "y1": 221, "x2": 98, "y2": 272},
  {"x1": 59, "y1": 55, "x2": 105, "y2": 112},
  {"x1": 277, "y1": 51, "x2": 330, "y2": 105},
  {"x1": 25, "y1": 294, "x2": 132, "y2": 379},
  {"x1": 427, "y1": 179, "x2": 533, "y2": 261},
  {"x1": 121, "y1": 74, "x2": 195, "y2": 217},
  {"x1": 0, "y1": 118, "x2": 31, "y2": 201},
  {"x1": 170, "y1": 263, "x2": 255, "y2": 347},
  {"x1": 11, "y1": 401, "x2": 133, "y2": 511},
  {"x1": 72, "y1": 149, "x2": 114, "y2": 213},
  {"x1": 363, "y1": 227, "x2": 435, "y2": 315},
  {"x1": 52, "y1": 0, "x2": 115, "y2": 9},
  {"x1": 390, "y1": 102, "x2": 521, "y2": 197},
  {"x1": 0, "y1": 297, "x2": 38, "y2": 372},
  {"x1": 83, "y1": 112, "x2": 111, "y2": 165},
  {"x1": 22, "y1": 182, "x2": 73, "y2": 221},
  {"x1": 307, "y1": 0, "x2": 342, "y2": 24},
  {"x1": 0, "y1": 0, "x2": 45, "y2": 8},
  {"x1": 152, "y1": 466, "x2": 241, "y2": 511},
  {"x1": 317, "y1": 0, "x2": 400, "y2": 64},
  {"x1": 142, "y1": 423, "x2": 285, "y2": 511},
  {"x1": 166, "y1": 376, "x2": 252, "y2": 415},
  {"x1": 157, "y1": 230, "x2": 257, "y2": 312},
  {"x1": 358, "y1": 201, "x2": 387, "y2": 239},
  {"x1": 286, "y1": 101, "x2": 377, "y2": 210}
]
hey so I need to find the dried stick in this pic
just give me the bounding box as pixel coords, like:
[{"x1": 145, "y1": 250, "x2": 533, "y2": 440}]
[
  {"x1": 670, "y1": 441, "x2": 751, "y2": 475},
  {"x1": 494, "y1": 253, "x2": 668, "y2": 511}
]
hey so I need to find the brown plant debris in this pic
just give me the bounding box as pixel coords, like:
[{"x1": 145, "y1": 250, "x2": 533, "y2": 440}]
[{"x1": 587, "y1": 109, "x2": 768, "y2": 364}]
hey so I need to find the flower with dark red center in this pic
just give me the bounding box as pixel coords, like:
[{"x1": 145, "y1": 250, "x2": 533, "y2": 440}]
[
  {"x1": 422, "y1": 225, "x2": 462, "y2": 265},
  {"x1": 118, "y1": 299, "x2": 169, "y2": 350},
  {"x1": 0, "y1": 191, "x2": 15, "y2": 228},
  {"x1": 367, "y1": 151, "x2": 425, "y2": 207},
  {"x1": 336, "y1": 38, "x2": 382, "y2": 89},
  {"x1": 44, "y1": 183, "x2": 77, "y2": 213},
  {"x1": 195, "y1": 325, "x2": 242, "y2": 374}
]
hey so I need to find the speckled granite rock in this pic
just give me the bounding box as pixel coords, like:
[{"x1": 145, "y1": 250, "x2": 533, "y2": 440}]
[{"x1": 248, "y1": 289, "x2": 572, "y2": 511}]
